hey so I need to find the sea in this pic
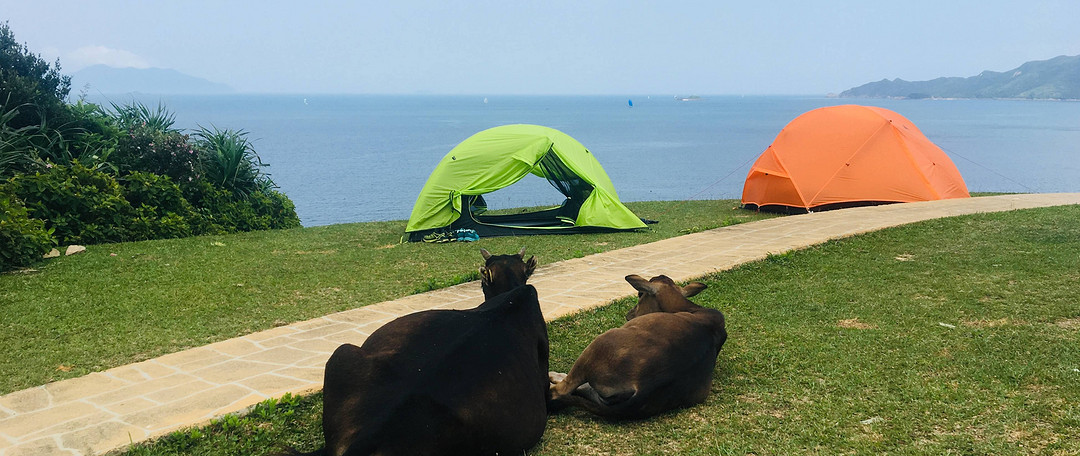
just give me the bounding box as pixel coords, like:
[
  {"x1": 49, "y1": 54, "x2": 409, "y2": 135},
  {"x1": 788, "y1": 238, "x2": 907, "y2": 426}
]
[{"x1": 87, "y1": 94, "x2": 1080, "y2": 227}]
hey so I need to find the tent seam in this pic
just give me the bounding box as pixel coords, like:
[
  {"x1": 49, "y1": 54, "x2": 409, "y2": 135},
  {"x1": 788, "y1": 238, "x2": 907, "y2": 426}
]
[
  {"x1": 892, "y1": 126, "x2": 942, "y2": 200},
  {"x1": 806, "y1": 112, "x2": 892, "y2": 207},
  {"x1": 758, "y1": 146, "x2": 809, "y2": 207}
]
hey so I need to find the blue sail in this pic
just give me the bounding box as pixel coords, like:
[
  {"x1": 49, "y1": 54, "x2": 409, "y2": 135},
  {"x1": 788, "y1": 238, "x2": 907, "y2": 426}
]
[{"x1": 628, "y1": 99, "x2": 633, "y2": 107}]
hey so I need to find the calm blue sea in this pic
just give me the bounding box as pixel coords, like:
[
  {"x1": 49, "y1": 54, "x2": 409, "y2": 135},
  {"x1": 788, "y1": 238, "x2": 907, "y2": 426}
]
[{"x1": 89, "y1": 94, "x2": 1080, "y2": 226}]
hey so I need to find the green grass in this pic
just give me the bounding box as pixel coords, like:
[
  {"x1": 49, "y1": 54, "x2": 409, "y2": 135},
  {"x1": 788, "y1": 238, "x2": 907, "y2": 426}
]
[
  {"x1": 119, "y1": 203, "x2": 1080, "y2": 455},
  {"x1": 0, "y1": 200, "x2": 772, "y2": 394}
]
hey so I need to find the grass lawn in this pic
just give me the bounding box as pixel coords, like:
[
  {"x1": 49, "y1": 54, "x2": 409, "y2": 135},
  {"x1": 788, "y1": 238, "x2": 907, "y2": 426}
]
[
  {"x1": 120, "y1": 203, "x2": 1080, "y2": 455},
  {"x1": 0, "y1": 200, "x2": 773, "y2": 394}
]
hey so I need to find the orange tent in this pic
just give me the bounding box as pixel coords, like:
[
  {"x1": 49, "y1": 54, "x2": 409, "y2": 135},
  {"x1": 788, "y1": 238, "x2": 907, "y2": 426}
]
[{"x1": 741, "y1": 105, "x2": 969, "y2": 212}]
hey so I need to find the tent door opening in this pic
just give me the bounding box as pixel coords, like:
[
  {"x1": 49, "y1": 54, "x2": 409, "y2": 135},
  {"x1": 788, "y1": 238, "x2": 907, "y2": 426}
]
[{"x1": 466, "y1": 149, "x2": 595, "y2": 229}]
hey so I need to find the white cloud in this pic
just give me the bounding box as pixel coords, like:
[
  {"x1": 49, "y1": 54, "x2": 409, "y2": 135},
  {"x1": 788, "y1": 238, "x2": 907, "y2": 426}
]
[{"x1": 66, "y1": 45, "x2": 152, "y2": 70}]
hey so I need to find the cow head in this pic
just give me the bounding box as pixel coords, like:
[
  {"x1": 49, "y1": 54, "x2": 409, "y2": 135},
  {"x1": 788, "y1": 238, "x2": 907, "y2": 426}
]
[
  {"x1": 479, "y1": 247, "x2": 538, "y2": 299},
  {"x1": 624, "y1": 274, "x2": 707, "y2": 320}
]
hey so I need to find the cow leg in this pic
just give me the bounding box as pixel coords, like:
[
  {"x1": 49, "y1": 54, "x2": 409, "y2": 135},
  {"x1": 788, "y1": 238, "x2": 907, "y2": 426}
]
[
  {"x1": 548, "y1": 371, "x2": 567, "y2": 384},
  {"x1": 549, "y1": 366, "x2": 638, "y2": 418}
]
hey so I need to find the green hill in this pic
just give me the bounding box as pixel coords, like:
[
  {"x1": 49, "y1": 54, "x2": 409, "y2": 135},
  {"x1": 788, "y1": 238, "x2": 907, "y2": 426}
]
[{"x1": 840, "y1": 55, "x2": 1080, "y2": 100}]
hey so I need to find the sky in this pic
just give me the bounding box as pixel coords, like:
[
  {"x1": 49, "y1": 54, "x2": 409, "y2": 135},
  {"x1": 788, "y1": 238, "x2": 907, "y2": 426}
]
[{"x1": 3, "y1": 0, "x2": 1079, "y2": 95}]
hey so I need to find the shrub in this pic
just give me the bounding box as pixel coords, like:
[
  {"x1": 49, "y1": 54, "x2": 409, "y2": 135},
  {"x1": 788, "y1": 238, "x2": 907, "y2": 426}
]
[
  {"x1": 0, "y1": 187, "x2": 55, "y2": 271},
  {"x1": 8, "y1": 161, "x2": 134, "y2": 244},
  {"x1": 249, "y1": 189, "x2": 302, "y2": 230},
  {"x1": 115, "y1": 125, "x2": 200, "y2": 182},
  {"x1": 122, "y1": 172, "x2": 197, "y2": 240},
  {"x1": 181, "y1": 180, "x2": 300, "y2": 233}
]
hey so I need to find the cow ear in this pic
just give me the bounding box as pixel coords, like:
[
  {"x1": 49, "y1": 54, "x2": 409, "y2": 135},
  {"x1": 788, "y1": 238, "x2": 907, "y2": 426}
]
[
  {"x1": 625, "y1": 274, "x2": 657, "y2": 295},
  {"x1": 681, "y1": 282, "x2": 707, "y2": 297},
  {"x1": 525, "y1": 256, "x2": 537, "y2": 277},
  {"x1": 480, "y1": 249, "x2": 492, "y2": 261},
  {"x1": 479, "y1": 267, "x2": 492, "y2": 285}
]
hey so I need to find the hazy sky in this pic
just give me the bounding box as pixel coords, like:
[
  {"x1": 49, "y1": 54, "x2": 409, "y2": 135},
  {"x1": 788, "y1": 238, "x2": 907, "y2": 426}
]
[{"x1": 4, "y1": 1, "x2": 1079, "y2": 95}]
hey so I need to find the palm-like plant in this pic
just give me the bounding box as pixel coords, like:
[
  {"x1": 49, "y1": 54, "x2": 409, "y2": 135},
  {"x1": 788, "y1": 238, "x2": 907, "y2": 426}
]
[
  {"x1": 193, "y1": 126, "x2": 275, "y2": 196},
  {"x1": 109, "y1": 100, "x2": 177, "y2": 133}
]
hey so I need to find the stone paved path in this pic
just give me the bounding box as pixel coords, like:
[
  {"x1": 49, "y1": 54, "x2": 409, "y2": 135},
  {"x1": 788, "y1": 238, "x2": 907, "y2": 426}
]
[{"x1": 2, "y1": 193, "x2": 1078, "y2": 455}]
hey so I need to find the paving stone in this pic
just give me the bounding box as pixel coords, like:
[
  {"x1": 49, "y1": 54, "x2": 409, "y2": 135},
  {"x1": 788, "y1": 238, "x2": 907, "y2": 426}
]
[
  {"x1": 106, "y1": 365, "x2": 154, "y2": 384},
  {"x1": 18, "y1": 410, "x2": 116, "y2": 443},
  {"x1": 0, "y1": 401, "x2": 97, "y2": 438},
  {"x1": 102, "y1": 396, "x2": 159, "y2": 416},
  {"x1": 205, "y1": 338, "x2": 264, "y2": 357},
  {"x1": 4, "y1": 437, "x2": 75, "y2": 456},
  {"x1": 42, "y1": 372, "x2": 130, "y2": 404},
  {"x1": 296, "y1": 353, "x2": 333, "y2": 368},
  {"x1": 123, "y1": 384, "x2": 250, "y2": 431},
  {"x1": 0, "y1": 388, "x2": 50, "y2": 414},
  {"x1": 275, "y1": 366, "x2": 324, "y2": 384},
  {"x1": 127, "y1": 360, "x2": 179, "y2": 379},
  {"x1": 86, "y1": 373, "x2": 198, "y2": 407},
  {"x1": 292, "y1": 322, "x2": 355, "y2": 340},
  {"x1": 240, "y1": 374, "x2": 311, "y2": 396},
  {"x1": 288, "y1": 337, "x2": 343, "y2": 354},
  {"x1": 323, "y1": 329, "x2": 369, "y2": 345},
  {"x1": 191, "y1": 360, "x2": 273, "y2": 385},
  {"x1": 59, "y1": 420, "x2": 148, "y2": 456},
  {"x1": 242, "y1": 325, "x2": 301, "y2": 343},
  {"x1": 210, "y1": 392, "x2": 267, "y2": 417},
  {"x1": 154, "y1": 348, "x2": 230, "y2": 371},
  {"x1": 241, "y1": 346, "x2": 314, "y2": 366},
  {"x1": 290, "y1": 317, "x2": 339, "y2": 332},
  {"x1": 143, "y1": 380, "x2": 215, "y2": 404}
]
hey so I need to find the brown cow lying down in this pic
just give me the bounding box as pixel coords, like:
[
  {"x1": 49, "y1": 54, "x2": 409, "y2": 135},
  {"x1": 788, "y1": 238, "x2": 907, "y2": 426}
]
[
  {"x1": 288, "y1": 283, "x2": 550, "y2": 456},
  {"x1": 548, "y1": 274, "x2": 727, "y2": 420}
]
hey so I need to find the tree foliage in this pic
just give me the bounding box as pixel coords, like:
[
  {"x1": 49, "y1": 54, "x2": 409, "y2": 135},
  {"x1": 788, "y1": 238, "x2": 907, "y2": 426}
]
[{"x1": 0, "y1": 22, "x2": 72, "y2": 129}]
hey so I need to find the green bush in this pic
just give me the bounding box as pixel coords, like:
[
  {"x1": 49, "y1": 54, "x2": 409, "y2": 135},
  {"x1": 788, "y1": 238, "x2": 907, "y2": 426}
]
[
  {"x1": 8, "y1": 161, "x2": 134, "y2": 244},
  {"x1": 8, "y1": 164, "x2": 298, "y2": 247},
  {"x1": 122, "y1": 172, "x2": 197, "y2": 240},
  {"x1": 249, "y1": 189, "x2": 301, "y2": 230},
  {"x1": 0, "y1": 187, "x2": 55, "y2": 271},
  {"x1": 180, "y1": 180, "x2": 300, "y2": 234},
  {"x1": 114, "y1": 126, "x2": 200, "y2": 182}
]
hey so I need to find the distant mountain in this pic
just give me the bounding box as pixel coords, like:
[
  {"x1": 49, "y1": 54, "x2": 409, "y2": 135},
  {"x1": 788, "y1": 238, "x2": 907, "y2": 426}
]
[
  {"x1": 70, "y1": 65, "x2": 234, "y2": 95},
  {"x1": 840, "y1": 55, "x2": 1080, "y2": 100}
]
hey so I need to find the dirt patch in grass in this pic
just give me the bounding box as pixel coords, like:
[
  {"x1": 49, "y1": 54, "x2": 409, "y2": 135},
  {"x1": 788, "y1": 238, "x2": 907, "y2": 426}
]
[
  {"x1": 838, "y1": 318, "x2": 877, "y2": 329},
  {"x1": 1054, "y1": 318, "x2": 1080, "y2": 330},
  {"x1": 962, "y1": 318, "x2": 1011, "y2": 328}
]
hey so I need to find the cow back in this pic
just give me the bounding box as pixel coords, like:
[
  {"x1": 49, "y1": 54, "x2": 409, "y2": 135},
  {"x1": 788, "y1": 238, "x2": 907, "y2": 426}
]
[{"x1": 321, "y1": 285, "x2": 548, "y2": 456}]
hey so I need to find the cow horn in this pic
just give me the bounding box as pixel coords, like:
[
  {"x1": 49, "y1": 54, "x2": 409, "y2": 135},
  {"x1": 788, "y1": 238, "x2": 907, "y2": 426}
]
[
  {"x1": 517, "y1": 247, "x2": 527, "y2": 259},
  {"x1": 480, "y1": 248, "x2": 492, "y2": 261}
]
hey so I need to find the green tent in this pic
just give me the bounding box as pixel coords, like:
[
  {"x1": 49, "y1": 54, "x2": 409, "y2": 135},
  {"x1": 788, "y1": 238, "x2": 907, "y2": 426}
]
[{"x1": 405, "y1": 124, "x2": 647, "y2": 242}]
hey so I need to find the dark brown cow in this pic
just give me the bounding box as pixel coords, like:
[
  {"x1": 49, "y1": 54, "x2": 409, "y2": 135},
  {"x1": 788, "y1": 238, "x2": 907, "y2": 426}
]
[
  {"x1": 479, "y1": 247, "x2": 537, "y2": 299},
  {"x1": 548, "y1": 274, "x2": 727, "y2": 420},
  {"x1": 286, "y1": 282, "x2": 549, "y2": 455}
]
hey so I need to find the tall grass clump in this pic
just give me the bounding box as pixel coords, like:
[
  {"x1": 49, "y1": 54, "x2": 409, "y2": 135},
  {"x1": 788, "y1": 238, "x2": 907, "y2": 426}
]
[
  {"x1": 108, "y1": 100, "x2": 177, "y2": 133},
  {"x1": 194, "y1": 126, "x2": 275, "y2": 196}
]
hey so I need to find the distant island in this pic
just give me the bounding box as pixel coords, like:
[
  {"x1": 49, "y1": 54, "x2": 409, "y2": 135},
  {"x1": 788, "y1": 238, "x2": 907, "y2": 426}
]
[
  {"x1": 70, "y1": 65, "x2": 234, "y2": 95},
  {"x1": 840, "y1": 55, "x2": 1080, "y2": 100}
]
